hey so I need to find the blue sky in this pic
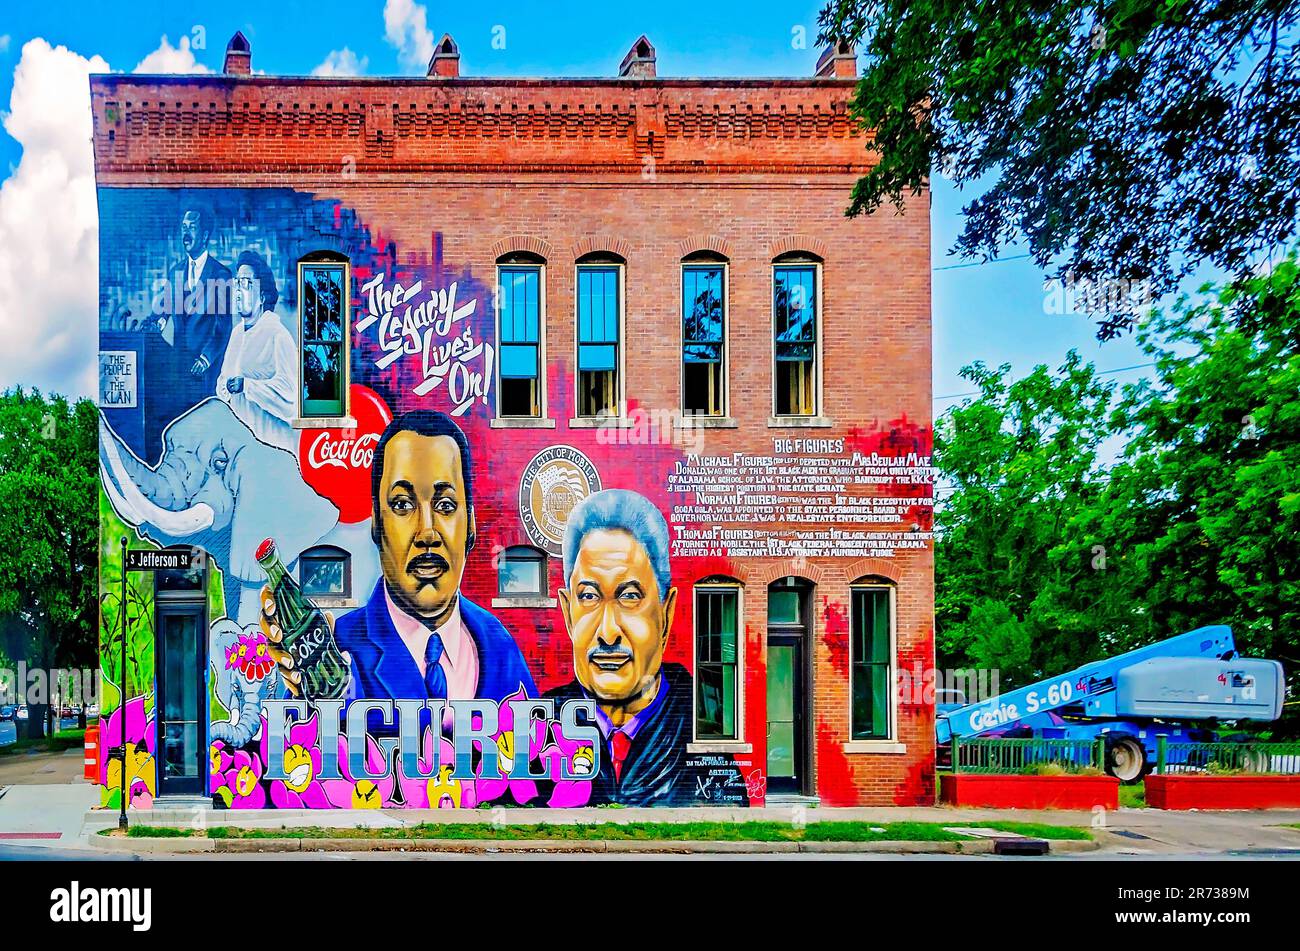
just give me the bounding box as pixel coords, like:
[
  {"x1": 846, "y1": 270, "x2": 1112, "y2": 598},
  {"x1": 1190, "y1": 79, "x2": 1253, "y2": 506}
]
[{"x1": 0, "y1": 0, "x2": 1153, "y2": 404}]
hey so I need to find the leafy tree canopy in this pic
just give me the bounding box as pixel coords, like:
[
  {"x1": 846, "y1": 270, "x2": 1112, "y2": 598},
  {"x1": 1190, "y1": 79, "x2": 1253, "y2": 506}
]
[{"x1": 820, "y1": 0, "x2": 1300, "y2": 336}]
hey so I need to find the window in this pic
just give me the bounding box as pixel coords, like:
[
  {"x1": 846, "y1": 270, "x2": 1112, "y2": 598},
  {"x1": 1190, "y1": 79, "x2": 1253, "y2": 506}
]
[
  {"x1": 497, "y1": 257, "x2": 543, "y2": 418},
  {"x1": 498, "y1": 546, "x2": 547, "y2": 597},
  {"x1": 851, "y1": 584, "x2": 894, "y2": 740},
  {"x1": 576, "y1": 257, "x2": 622, "y2": 417},
  {"x1": 299, "y1": 545, "x2": 351, "y2": 600},
  {"x1": 298, "y1": 255, "x2": 349, "y2": 418},
  {"x1": 695, "y1": 584, "x2": 740, "y2": 740},
  {"x1": 773, "y1": 261, "x2": 818, "y2": 416},
  {"x1": 682, "y1": 260, "x2": 726, "y2": 417}
]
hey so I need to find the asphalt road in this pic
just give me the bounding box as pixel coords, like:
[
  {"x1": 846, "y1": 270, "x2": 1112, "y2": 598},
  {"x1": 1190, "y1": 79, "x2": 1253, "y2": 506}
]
[{"x1": 0, "y1": 718, "x2": 82, "y2": 747}]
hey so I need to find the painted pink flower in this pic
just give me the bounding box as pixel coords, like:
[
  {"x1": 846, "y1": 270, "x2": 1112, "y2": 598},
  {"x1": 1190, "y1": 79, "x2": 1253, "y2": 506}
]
[
  {"x1": 396, "y1": 728, "x2": 477, "y2": 809},
  {"x1": 257, "y1": 714, "x2": 330, "y2": 808},
  {"x1": 540, "y1": 718, "x2": 597, "y2": 808},
  {"x1": 474, "y1": 686, "x2": 545, "y2": 806},
  {"x1": 97, "y1": 694, "x2": 157, "y2": 807},
  {"x1": 322, "y1": 731, "x2": 398, "y2": 809},
  {"x1": 212, "y1": 748, "x2": 267, "y2": 809},
  {"x1": 230, "y1": 631, "x2": 275, "y2": 681}
]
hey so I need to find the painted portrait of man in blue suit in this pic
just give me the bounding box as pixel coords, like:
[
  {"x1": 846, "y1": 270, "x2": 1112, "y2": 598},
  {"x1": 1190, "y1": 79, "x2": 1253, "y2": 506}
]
[{"x1": 268, "y1": 410, "x2": 535, "y2": 730}]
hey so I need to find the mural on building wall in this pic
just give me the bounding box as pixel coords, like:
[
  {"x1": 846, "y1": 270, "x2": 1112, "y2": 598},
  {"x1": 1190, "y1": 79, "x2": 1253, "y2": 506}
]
[{"x1": 96, "y1": 186, "x2": 933, "y2": 810}]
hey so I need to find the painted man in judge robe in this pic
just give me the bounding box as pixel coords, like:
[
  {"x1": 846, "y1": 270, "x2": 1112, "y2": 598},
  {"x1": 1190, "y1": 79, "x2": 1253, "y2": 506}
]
[
  {"x1": 545, "y1": 489, "x2": 748, "y2": 806},
  {"x1": 217, "y1": 250, "x2": 298, "y2": 452}
]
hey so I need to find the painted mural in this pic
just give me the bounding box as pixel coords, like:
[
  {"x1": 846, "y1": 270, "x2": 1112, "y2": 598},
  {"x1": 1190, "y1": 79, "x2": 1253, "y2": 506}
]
[{"x1": 96, "y1": 187, "x2": 933, "y2": 810}]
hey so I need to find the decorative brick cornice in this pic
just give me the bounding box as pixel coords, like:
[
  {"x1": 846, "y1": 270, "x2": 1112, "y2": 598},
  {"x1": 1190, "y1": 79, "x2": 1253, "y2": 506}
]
[
  {"x1": 89, "y1": 77, "x2": 873, "y2": 178},
  {"x1": 489, "y1": 235, "x2": 554, "y2": 261},
  {"x1": 572, "y1": 235, "x2": 633, "y2": 261},
  {"x1": 677, "y1": 234, "x2": 734, "y2": 260},
  {"x1": 768, "y1": 234, "x2": 831, "y2": 261}
]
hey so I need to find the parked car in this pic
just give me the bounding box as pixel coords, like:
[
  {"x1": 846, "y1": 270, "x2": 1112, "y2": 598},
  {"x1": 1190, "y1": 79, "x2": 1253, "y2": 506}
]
[
  {"x1": 0, "y1": 705, "x2": 16, "y2": 721},
  {"x1": 15, "y1": 705, "x2": 28, "y2": 721},
  {"x1": 86, "y1": 703, "x2": 100, "y2": 719}
]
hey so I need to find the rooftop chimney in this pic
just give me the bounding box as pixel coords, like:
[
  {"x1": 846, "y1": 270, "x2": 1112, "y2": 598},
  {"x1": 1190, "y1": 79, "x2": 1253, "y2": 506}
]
[
  {"x1": 224, "y1": 31, "x2": 252, "y2": 76},
  {"x1": 618, "y1": 35, "x2": 656, "y2": 79},
  {"x1": 815, "y1": 39, "x2": 857, "y2": 78},
  {"x1": 428, "y1": 34, "x2": 460, "y2": 78}
]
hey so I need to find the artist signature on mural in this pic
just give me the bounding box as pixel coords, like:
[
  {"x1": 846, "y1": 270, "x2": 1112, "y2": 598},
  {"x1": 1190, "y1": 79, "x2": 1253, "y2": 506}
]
[{"x1": 356, "y1": 274, "x2": 494, "y2": 415}]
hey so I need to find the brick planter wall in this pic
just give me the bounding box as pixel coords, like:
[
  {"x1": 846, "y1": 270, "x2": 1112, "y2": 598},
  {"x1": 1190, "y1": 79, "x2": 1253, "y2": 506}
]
[
  {"x1": 1146, "y1": 774, "x2": 1300, "y2": 810},
  {"x1": 940, "y1": 773, "x2": 1119, "y2": 810}
]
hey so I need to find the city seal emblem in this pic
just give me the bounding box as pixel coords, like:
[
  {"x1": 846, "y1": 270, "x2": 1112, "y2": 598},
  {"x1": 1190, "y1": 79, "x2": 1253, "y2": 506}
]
[{"x1": 518, "y1": 446, "x2": 602, "y2": 555}]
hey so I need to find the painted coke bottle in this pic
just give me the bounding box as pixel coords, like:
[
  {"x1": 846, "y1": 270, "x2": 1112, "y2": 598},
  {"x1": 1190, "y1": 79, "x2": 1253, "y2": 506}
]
[{"x1": 255, "y1": 537, "x2": 349, "y2": 700}]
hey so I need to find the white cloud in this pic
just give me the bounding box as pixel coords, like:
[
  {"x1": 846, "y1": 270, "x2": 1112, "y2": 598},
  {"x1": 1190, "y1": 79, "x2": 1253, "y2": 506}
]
[
  {"x1": 0, "y1": 36, "x2": 11, "y2": 55},
  {"x1": 0, "y1": 39, "x2": 107, "y2": 398},
  {"x1": 312, "y1": 47, "x2": 368, "y2": 77},
  {"x1": 383, "y1": 0, "x2": 435, "y2": 71},
  {"x1": 133, "y1": 34, "x2": 210, "y2": 74},
  {"x1": 0, "y1": 33, "x2": 213, "y2": 399}
]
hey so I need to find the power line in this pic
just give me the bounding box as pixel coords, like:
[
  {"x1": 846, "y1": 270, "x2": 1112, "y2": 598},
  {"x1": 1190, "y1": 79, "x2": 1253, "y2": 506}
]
[
  {"x1": 933, "y1": 253, "x2": 1034, "y2": 271},
  {"x1": 934, "y1": 362, "x2": 1157, "y2": 402}
]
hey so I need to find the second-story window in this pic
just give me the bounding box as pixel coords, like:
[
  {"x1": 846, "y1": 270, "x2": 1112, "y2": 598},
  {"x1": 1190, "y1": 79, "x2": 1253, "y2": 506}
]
[
  {"x1": 576, "y1": 256, "x2": 623, "y2": 418},
  {"x1": 682, "y1": 258, "x2": 726, "y2": 417},
  {"x1": 773, "y1": 259, "x2": 818, "y2": 417},
  {"x1": 497, "y1": 257, "x2": 543, "y2": 418},
  {"x1": 299, "y1": 254, "x2": 349, "y2": 419}
]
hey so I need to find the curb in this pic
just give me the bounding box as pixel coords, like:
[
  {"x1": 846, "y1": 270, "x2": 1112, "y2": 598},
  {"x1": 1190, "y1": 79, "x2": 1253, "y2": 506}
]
[{"x1": 91, "y1": 835, "x2": 1099, "y2": 855}]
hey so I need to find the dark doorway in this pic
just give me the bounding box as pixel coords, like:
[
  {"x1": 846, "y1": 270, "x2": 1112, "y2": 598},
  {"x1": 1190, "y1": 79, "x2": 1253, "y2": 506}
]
[
  {"x1": 154, "y1": 551, "x2": 208, "y2": 798},
  {"x1": 766, "y1": 578, "x2": 812, "y2": 796}
]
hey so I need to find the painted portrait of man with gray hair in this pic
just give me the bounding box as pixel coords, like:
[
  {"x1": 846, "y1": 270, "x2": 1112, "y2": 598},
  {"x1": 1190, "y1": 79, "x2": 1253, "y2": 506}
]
[{"x1": 546, "y1": 488, "x2": 747, "y2": 806}]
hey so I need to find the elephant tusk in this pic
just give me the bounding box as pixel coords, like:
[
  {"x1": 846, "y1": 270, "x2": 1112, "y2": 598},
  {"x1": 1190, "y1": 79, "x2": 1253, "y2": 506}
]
[{"x1": 101, "y1": 417, "x2": 216, "y2": 536}]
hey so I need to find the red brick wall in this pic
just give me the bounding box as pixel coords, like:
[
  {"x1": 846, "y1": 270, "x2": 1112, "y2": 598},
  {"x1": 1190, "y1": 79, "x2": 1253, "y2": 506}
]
[{"x1": 92, "y1": 72, "x2": 933, "y2": 806}]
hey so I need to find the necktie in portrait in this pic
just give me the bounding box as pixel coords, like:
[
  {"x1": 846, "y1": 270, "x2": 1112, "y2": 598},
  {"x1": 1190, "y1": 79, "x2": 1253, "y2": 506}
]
[{"x1": 424, "y1": 632, "x2": 448, "y2": 698}]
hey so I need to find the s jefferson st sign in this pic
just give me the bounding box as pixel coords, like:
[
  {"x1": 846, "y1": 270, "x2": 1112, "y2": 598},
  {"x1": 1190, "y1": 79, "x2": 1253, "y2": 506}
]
[{"x1": 124, "y1": 548, "x2": 204, "y2": 571}]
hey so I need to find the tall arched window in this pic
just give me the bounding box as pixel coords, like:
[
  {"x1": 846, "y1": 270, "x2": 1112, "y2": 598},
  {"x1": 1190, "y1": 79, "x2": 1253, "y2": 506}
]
[
  {"x1": 496, "y1": 251, "x2": 545, "y2": 419},
  {"x1": 850, "y1": 577, "x2": 896, "y2": 741},
  {"x1": 772, "y1": 251, "x2": 822, "y2": 418},
  {"x1": 298, "y1": 251, "x2": 350, "y2": 420},
  {"x1": 575, "y1": 251, "x2": 625, "y2": 418},
  {"x1": 694, "y1": 577, "x2": 743, "y2": 740},
  {"x1": 682, "y1": 251, "x2": 728, "y2": 418}
]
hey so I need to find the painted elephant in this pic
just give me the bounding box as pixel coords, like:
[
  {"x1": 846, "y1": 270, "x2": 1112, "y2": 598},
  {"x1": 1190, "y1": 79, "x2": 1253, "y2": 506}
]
[
  {"x1": 100, "y1": 397, "x2": 377, "y2": 625},
  {"x1": 208, "y1": 618, "x2": 278, "y2": 748}
]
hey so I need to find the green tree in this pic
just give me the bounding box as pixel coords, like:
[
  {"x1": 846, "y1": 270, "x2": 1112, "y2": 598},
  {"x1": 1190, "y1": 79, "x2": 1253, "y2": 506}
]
[
  {"x1": 0, "y1": 389, "x2": 98, "y2": 738},
  {"x1": 935, "y1": 255, "x2": 1300, "y2": 710},
  {"x1": 819, "y1": 0, "x2": 1300, "y2": 336},
  {"x1": 1102, "y1": 254, "x2": 1300, "y2": 667},
  {"x1": 935, "y1": 352, "x2": 1123, "y2": 684}
]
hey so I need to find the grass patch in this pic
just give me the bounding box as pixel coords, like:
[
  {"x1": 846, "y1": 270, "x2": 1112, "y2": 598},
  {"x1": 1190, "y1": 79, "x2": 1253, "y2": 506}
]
[
  {"x1": 115, "y1": 820, "x2": 1089, "y2": 843},
  {"x1": 1118, "y1": 783, "x2": 1147, "y2": 809},
  {"x1": 0, "y1": 728, "x2": 85, "y2": 756}
]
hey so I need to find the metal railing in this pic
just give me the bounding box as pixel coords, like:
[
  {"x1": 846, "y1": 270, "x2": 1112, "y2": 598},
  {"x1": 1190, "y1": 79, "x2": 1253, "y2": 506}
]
[
  {"x1": 1154, "y1": 737, "x2": 1300, "y2": 775},
  {"x1": 948, "y1": 736, "x2": 1104, "y2": 775}
]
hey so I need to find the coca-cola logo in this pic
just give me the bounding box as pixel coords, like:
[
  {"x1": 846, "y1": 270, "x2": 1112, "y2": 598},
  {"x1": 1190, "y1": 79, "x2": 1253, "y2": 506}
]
[
  {"x1": 298, "y1": 384, "x2": 392, "y2": 524},
  {"x1": 306, "y1": 431, "x2": 380, "y2": 471}
]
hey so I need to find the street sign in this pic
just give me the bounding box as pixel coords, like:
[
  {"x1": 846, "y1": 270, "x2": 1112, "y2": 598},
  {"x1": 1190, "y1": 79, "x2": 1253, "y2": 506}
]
[{"x1": 124, "y1": 549, "x2": 202, "y2": 571}]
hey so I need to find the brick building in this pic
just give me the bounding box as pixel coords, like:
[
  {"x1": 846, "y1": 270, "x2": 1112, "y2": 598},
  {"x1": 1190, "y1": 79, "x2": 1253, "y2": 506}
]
[{"x1": 92, "y1": 32, "x2": 934, "y2": 810}]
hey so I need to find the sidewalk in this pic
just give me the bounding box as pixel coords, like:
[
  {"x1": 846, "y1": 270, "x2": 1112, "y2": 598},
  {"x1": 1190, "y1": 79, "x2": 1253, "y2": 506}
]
[{"x1": 5, "y1": 777, "x2": 1300, "y2": 855}]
